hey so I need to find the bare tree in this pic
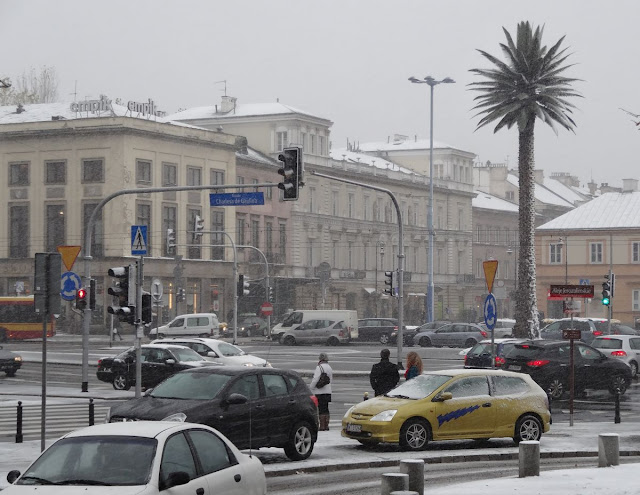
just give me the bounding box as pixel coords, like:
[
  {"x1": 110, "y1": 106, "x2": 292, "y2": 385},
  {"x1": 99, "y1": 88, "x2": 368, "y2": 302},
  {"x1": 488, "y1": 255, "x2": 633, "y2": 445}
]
[{"x1": 0, "y1": 66, "x2": 59, "y2": 105}]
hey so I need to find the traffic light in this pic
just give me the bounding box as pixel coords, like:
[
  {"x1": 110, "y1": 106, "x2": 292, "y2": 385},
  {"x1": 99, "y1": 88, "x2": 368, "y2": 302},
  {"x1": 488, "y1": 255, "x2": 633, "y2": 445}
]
[
  {"x1": 89, "y1": 279, "x2": 96, "y2": 310},
  {"x1": 166, "y1": 228, "x2": 176, "y2": 254},
  {"x1": 237, "y1": 274, "x2": 250, "y2": 297},
  {"x1": 141, "y1": 293, "x2": 152, "y2": 324},
  {"x1": 383, "y1": 271, "x2": 395, "y2": 297},
  {"x1": 76, "y1": 287, "x2": 87, "y2": 310},
  {"x1": 176, "y1": 288, "x2": 186, "y2": 302},
  {"x1": 277, "y1": 146, "x2": 303, "y2": 201},
  {"x1": 268, "y1": 286, "x2": 274, "y2": 302},
  {"x1": 193, "y1": 215, "x2": 204, "y2": 241},
  {"x1": 107, "y1": 264, "x2": 136, "y2": 324},
  {"x1": 602, "y1": 276, "x2": 611, "y2": 306}
]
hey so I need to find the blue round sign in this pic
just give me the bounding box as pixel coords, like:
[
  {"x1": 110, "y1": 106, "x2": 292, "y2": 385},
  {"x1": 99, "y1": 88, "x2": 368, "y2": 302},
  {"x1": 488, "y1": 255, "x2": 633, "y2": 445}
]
[
  {"x1": 61, "y1": 271, "x2": 82, "y2": 301},
  {"x1": 483, "y1": 293, "x2": 497, "y2": 331}
]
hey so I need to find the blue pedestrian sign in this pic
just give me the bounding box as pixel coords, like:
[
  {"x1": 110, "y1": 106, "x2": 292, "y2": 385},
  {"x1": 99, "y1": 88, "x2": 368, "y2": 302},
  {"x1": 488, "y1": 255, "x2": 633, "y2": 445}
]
[
  {"x1": 210, "y1": 192, "x2": 265, "y2": 207},
  {"x1": 60, "y1": 271, "x2": 82, "y2": 301},
  {"x1": 131, "y1": 225, "x2": 148, "y2": 255},
  {"x1": 484, "y1": 293, "x2": 497, "y2": 331}
]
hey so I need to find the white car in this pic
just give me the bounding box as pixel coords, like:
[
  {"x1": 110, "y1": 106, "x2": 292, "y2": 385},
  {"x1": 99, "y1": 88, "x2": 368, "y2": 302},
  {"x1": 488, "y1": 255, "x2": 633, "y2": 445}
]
[
  {"x1": 591, "y1": 335, "x2": 640, "y2": 378},
  {"x1": 3, "y1": 422, "x2": 266, "y2": 494},
  {"x1": 151, "y1": 337, "x2": 271, "y2": 367}
]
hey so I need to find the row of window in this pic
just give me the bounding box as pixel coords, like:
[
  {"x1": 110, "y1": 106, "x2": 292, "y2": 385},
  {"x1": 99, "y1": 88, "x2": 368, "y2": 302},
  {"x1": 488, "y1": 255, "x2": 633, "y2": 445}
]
[
  {"x1": 549, "y1": 241, "x2": 640, "y2": 264},
  {"x1": 9, "y1": 159, "x2": 105, "y2": 186},
  {"x1": 275, "y1": 131, "x2": 327, "y2": 156}
]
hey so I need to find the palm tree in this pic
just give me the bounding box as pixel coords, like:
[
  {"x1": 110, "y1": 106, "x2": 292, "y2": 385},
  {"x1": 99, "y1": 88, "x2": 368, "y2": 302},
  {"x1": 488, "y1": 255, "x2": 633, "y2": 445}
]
[{"x1": 469, "y1": 21, "x2": 581, "y2": 338}]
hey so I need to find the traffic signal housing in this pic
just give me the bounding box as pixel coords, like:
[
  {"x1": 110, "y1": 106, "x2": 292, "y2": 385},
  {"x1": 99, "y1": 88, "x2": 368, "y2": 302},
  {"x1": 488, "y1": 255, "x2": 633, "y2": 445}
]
[
  {"x1": 166, "y1": 228, "x2": 176, "y2": 254},
  {"x1": 89, "y1": 279, "x2": 96, "y2": 310},
  {"x1": 383, "y1": 271, "x2": 395, "y2": 297},
  {"x1": 602, "y1": 278, "x2": 611, "y2": 306},
  {"x1": 193, "y1": 214, "x2": 204, "y2": 241},
  {"x1": 107, "y1": 265, "x2": 136, "y2": 324},
  {"x1": 277, "y1": 146, "x2": 303, "y2": 201},
  {"x1": 141, "y1": 293, "x2": 152, "y2": 324},
  {"x1": 268, "y1": 286, "x2": 274, "y2": 303},
  {"x1": 176, "y1": 288, "x2": 186, "y2": 303},
  {"x1": 237, "y1": 274, "x2": 250, "y2": 297},
  {"x1": 76, "y1": 287, "x2": 87, "y2": 310}
]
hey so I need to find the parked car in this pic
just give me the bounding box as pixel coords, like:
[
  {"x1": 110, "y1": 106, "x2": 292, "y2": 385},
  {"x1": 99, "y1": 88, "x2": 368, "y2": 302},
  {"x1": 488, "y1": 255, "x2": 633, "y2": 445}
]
[
  {"x1": 413, "y1": 322, "x2": 488, "y2": 348},
  {"x1": 96, "y1": 343, "x2": 219, "y2": 391},
  {"x1": 342, "y1": 368, "x2": 551, "y2": 450},
  {"x1": 478, "y1": 318, "x2": 515, "y2": 339},
  {"x1": 357, "y1": 318, "x2": 403, "y2": 344},
  {"x1": 591, "y1": 335, "x2": 640, "y2": 379},
  {"x1": 609, "y1": 324, "x2": 640, "y2": 336},
  {"x1": 237, "y1": 316, "x2": 268, "y2": 337},
  {"x1": 464, "y1": 338, "x2": 527, "y2": 368},
  {"x1": 0, "y1": 345, "x2": 22, "y2": 377},
  {"x1": 151, "y1": 337, "x2": 271, "y2": 367},
  {"x1": 392, "y1": 320, "x2": 451, "y2": 345},
  {"x1": 539, "y1": 317, "x2": 608, "y2": 345},
  {"x1": 148, "y1": 313, "x2": 220, "y2": 339},
  {"x1": 106, "y1": 366, "x2": 319, "y2": 461},
  {"x1": 272, "y1": 310, "x2": 358, "y2": 341},
  {"x1": 502, "y1": 340, "x2": 632, "y2": 400},
  {"x1": 280, "y1": 319, "x2": 351, "y2": 346},
  {"x1": 3, "y1": 422, "x2": 266, "y2": 494}
]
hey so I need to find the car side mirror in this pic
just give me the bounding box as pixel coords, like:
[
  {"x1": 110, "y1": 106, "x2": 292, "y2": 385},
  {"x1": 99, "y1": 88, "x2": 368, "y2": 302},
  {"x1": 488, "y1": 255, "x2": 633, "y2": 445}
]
[
  {"x1": 164, "y1": 471, "x2": 190, "y2": 489},
  {"x1": 222, "y1": 393, "x2": 249, "y2": 408},
  {"x1": 165, "y1": 358, "x2": 176, "y2": 365},
  {"x1": 206, "y1": 351, "x2": 218, "y2": 358},
  {"x1": 433, "y1": 392, "x2": 453, "y2": 402},
  {"x1": 7, "y1": 470, "x2": 20, "y2": 484}
]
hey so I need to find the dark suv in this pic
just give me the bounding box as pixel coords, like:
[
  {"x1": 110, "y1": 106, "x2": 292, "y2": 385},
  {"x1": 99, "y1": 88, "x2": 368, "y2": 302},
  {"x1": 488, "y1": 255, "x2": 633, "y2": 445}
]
[
  {"x1": 503, "y1": 340, "x2": 632, "y2": 400},
  {"x1": 106, "y1": 366, "x2": 319, "y2": 461},
  {"x1": 357, "y1": 318, "x2": 402, "y2": 344},
  {"x1": 539, "y1": 318, "x2": 608, "y2": 345}
]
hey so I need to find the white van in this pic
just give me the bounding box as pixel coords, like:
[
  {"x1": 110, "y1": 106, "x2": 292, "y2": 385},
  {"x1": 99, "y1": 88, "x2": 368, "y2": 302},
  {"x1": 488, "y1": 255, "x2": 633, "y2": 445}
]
[
  {"x1": 272, "y1": 310, "x2": 358, "y2": 341},
  {"x1": 148, "y1": 313, "x2": 220, "y2": 339}
]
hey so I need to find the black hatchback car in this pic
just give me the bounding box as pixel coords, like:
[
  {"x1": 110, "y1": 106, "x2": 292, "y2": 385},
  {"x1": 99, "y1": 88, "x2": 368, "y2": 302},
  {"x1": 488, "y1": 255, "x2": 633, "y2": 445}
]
[
  {"x1": 106, "y1": 366, "x2": 319, "y2": 461},
  {"x1": 357, "y1": 318, "x2": 401, "y2": 344},
  {"x1": 503, "y1": 340, "x2": 632, "y2": 400},
  {"x1": 0, "y1": 345, "x2": 22, "y2": 376}
]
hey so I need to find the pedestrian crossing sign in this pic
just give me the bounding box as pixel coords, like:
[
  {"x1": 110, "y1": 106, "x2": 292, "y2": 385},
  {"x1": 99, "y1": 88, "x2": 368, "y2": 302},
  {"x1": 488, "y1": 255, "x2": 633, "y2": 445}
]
[{"x1": 131, "y1": 225, "x2": 148, "y2": 255}]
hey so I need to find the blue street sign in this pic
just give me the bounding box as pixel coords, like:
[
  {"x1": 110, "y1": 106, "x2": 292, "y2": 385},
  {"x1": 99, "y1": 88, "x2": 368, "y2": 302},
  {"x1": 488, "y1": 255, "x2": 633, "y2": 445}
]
[
  {"x1": 579, "y1": 279, "x2": 590, "y2": 286},
  {"x1": 60, "y1": 271, "x2": 82, "y2": 301},
  {"x1": 210, "y1": 192, "x2": 265, "y2": 207},
  {"x1": 484, "y1": 293, "x2": 497, "y2": 331},
  {"x1": 131, "y1": 225, "x2": 148, "y2": 255}
]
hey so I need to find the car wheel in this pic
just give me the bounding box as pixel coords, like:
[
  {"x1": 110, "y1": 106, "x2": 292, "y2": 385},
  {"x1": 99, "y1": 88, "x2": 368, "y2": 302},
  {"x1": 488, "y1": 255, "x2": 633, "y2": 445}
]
[
  {"x1": 379, "y1": 333, "x2": 390, "y2": 345},
  {"x1": 514, "y1": 414, "x2": 542, "y2": 443},
  {"x1": 5, "y1": 369, "x2": 16, "y2": 377},
  {"x1": 465, "y1": 338, "x2": 477, "y2": 347},
  {"x1": 419, "y1": 337, "x2": 432, "y2": 347},
  {"x1": 284, "y1": 421, "x2": 315, "y2": 461},
  {"x1": 327, "y1": 336, "x2": 340, "y2": 346},
  {"x1": 399, "y1": 418, "x2": 430, "y2": 451},
  {"x1": 546, "y1": 378, "x2": 566, "y2": 400},
  {"x1": 283, "y1": 335, "x2": 296, "y2": 346},
  {"x1": 609, "y1": 375, "x2": 629, "y2": 395},
  {"x1": 630, "y1": 361, "x2": 638, "y2": 379},
  {"x1": 112, "y1": 374, "x2": 131, "y2": 391}
]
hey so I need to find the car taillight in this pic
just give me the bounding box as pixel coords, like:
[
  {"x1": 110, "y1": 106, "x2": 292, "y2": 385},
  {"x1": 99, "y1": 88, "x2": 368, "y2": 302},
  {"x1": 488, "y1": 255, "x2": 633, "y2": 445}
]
[
  {"x1": 593, "y1": 331, "x2": 603, "y2": 336},
  {"x1": 611, "y1": 350, "x2": 627, "y2": 357},
  {"x1": 526, "y1": 359, "x2": 550, "y2": 367},
  {"x1": 394, "y1": 326, "x2": 398, "y2": 331},
  {"x1": 311, "y1": 395, "x2": 319, "y2": 407},
  {"x1": 97, "y1": 359, "x2": 102, "y2": 366},
  {"x1": 495, "y1": 356, "x2": 506, "y2": 366},
  {"x1": 464, "y1": 354, "x2": 468, "y2": 365},
  {"x1": 480, "y1": 330, "x2": 488, "y2": 338}
]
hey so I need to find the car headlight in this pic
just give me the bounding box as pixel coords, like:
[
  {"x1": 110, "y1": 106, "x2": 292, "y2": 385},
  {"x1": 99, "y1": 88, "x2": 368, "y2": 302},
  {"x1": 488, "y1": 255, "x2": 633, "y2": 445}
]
[
  {"x1": 265, "y1": 361, "x2": 273, "y2": 368},
  {"x1": 370, "y1": 410, "x2": 397, "y2": 422},
  {"x1": 14, "y1": 356, "x2": 22, "y2": 362},
  {"x1": 162, "y1": 413, "x2": 187, "y2": 422},
  {"x1": 343, "y1": 406, "x2": 355, "y2": 419}
]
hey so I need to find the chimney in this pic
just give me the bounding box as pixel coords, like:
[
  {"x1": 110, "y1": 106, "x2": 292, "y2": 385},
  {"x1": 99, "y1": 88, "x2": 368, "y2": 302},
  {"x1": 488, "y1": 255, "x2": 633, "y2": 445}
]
[
  {"x1": 622, "y1": 178, "x2": 638, "y2": 193},
  {"x1": 533, "y1": 169, "x2": 545, "y2": 184},
  {"x1": 588, "y1": 180, "x2": 597, "y2": 195},
  {"x1": 220, "y1": 96, "x2": 237, "y2": 113}
]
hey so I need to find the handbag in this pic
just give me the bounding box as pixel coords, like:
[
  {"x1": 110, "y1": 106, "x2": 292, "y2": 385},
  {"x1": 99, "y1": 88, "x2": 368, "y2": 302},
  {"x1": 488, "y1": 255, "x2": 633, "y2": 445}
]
[{"x1": 316, "y1": 365, "x2": 331, "y2": 388}]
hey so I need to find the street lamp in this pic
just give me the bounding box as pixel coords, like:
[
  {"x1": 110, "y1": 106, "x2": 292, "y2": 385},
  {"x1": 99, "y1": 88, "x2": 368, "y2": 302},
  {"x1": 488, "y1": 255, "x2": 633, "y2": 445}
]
[
  {"x1": 409, "y1": 75, "x2": 455, "y2": 322},
  {"x1": 558, "y1": 236, "x2": 568, "y2": 283},
  {"x1": 375, "y1": 241, "x2": 385, "y2": 317}
]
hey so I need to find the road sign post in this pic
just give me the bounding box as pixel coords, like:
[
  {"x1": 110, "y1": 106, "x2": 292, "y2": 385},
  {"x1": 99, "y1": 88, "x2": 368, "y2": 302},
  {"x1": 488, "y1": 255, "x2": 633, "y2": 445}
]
[{"x1": 261, "y1": 301, "x2": 274, "y2": 316}]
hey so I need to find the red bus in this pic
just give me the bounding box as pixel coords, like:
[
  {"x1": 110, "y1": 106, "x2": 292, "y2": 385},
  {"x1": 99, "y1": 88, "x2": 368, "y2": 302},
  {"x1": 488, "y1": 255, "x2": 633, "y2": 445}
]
[{"x1": 0, "y1": 296, "x2": 55, "y2": 341}]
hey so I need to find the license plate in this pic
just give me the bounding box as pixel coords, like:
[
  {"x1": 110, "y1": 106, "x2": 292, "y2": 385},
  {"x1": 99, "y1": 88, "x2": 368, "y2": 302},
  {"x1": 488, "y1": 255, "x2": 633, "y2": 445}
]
[
  {"x1": 508, "y1": 365, "x2": 521, "y2": 371},
  {"x1": 346, "y1": 423, "x2": 362, "y2": 433}
]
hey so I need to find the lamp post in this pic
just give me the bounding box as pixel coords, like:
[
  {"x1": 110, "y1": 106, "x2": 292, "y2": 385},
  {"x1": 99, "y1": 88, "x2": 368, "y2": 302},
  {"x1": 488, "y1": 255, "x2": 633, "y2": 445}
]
[
  {"x1": 507, "y1": 242, "x2": 518, "y2": 317},
  {"x1": 409, "y1": 75, "x2": 455, "y2": 322},
  {"x1": 559, "y1": 236, "x2": 568, "y2": 283},
  {"x1": 375, "y1": 242, "x2": 385, "y2": 317}
]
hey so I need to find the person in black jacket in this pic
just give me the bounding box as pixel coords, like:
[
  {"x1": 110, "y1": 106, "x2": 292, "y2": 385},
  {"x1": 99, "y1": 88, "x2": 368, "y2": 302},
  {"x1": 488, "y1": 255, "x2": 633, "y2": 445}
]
[{"x1": 369, "y1": 348, "x2": 399, "y2": 396}]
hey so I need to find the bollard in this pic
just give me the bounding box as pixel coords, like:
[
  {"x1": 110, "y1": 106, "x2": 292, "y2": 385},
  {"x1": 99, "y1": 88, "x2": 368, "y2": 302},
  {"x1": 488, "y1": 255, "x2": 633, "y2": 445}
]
[
  {"x1": 598, "y1": 433, "x2": 620, "y2": 467},
  {"x1": 518, "y1": 440, "x2": 540, "y2": 478},
  {"x1": 381, "y1": 473, "x2": 409, "y2": 495},
  {"x1": 89, "y1": 398, "x2": 95, "y2": 426},
  {"x1": 399, "y1": 459, "x2": 424, "y2": 495},
  {"x1": 364, "y1": 391, "x2": 369, "y2": 401},
  {"x1": 614, "y1": 389, "x2": 621, "y2": 424},
  {"x1": 15, "y1": 401, "x2": 23, "y2": 444}
]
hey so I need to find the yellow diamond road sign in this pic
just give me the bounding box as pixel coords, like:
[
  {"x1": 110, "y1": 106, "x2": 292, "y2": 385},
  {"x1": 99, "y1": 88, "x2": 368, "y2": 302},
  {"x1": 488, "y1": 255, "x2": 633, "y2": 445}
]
[
  {"x1": 57, "y1": 245, "x2": 82, "y2": 272},
  {"x1": 483, "y1": 260, "x2": 499, "y2": 294}
]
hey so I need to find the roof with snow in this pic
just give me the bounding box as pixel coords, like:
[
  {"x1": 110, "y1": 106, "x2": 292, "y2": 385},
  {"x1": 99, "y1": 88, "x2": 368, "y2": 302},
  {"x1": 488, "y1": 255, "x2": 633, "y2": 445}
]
[
  {"x1": 167, "y1": 101, "x2": 330, "y2": 123},
  {"x1": 330, "y1": 148, "x2": 421, "y2": 176},
  {"x1": 236, "y1": 147, "x2": 278, "y2": 166},
  {"x1": 507, "y1": 173, "x2": 574, "y2": 208},
  {"x1": 543, "y1": 177, "x2": 588, "y2": 205},
  {"x1": 472, "y1": 190, "x2": 519, "y2": 213},
  {"x1": 358, "y1": 137, "x2": 461, "y2": 153},
  {"x1": 537, "y1": 191, "x2": 640, "y2": 230}
]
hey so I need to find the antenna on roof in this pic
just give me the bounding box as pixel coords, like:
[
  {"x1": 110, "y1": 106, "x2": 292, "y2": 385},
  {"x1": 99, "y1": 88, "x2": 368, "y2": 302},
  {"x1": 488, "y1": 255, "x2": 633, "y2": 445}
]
[
  {"x1": 214, "y1": 80, "x2": 227, "y2": 96},
  {"x1": 70, "y1": 80, "x2": 78, "y2": 102}
]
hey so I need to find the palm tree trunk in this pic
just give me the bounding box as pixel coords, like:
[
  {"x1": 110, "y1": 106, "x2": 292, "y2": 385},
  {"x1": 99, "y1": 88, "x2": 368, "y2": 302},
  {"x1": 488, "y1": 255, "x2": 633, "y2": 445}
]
[{"x1": 513, "y1": 119, "x2": 540, "y2": 339}]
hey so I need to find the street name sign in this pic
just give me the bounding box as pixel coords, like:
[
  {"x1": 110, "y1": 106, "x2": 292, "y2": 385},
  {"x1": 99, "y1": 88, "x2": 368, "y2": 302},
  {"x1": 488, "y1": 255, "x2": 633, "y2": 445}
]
[
  {"x1": 210, "y1": 192, "x2": 265, "y2": 207},
  {"x1": 549, "y1": 285, "x2": 594, "y2": 298}
]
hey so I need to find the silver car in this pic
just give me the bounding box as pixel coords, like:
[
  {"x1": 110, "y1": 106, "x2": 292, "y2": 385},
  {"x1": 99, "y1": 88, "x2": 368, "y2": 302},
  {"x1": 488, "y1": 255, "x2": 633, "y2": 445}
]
[{"x1": 413, "y1": 322, "x2": 489, "y2": 348}]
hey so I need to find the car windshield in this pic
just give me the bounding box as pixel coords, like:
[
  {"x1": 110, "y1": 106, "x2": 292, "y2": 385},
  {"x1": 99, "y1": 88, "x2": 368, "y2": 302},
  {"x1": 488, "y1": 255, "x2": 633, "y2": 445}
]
[
  {"x1": 150, "y1": 371, "x2": 232, "y2": 399},
  {"x1": 17, "y1": 436, "x2": 156, "y2": 486},
  {"x1": 468, "y1": 343, "x2": 493, "y2": 356},
  {"x1": 115, "y1": 348, "x2": 134, "y2": 359},
  {"x1": 169, "y1": 347, "x2": 205, "y2": 362},
  {"x1": 386, "y1": 374, "x2": 451, "y2": 399},
  {"x1": 593, "y1": 321, "x2": 609, "y2": 333},
  {"x1": 592, "y1": 338, "x2": 623, "y2": 350},
  {"x1": 218, "y1": 342, "x2": 246, "y2": 356},
  {"x1": 505, "y1": 343, "x2": 544, "y2": 359}
]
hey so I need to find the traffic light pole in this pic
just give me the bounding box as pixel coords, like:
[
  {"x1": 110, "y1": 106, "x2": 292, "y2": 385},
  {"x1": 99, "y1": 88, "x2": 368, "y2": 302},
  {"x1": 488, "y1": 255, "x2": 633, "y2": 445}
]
[
  {"x1": 135, "y1": 256, "x2": 144, "y2": 398},
  {"x1": 311, "y1": 171, "x2": 406, "y2": 369}
]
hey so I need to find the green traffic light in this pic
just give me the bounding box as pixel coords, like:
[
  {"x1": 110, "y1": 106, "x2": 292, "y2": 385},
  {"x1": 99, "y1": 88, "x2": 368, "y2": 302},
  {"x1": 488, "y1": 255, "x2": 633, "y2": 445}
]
[{"x1": 602, "y1": 297, "x2": 610, "y2": 306}]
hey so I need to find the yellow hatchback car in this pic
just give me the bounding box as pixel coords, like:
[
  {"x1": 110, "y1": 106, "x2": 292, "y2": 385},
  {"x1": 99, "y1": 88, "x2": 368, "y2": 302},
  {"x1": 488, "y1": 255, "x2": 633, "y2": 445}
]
[{"x1": 342, "y1": 368, "x2": 551, "y2": 450}]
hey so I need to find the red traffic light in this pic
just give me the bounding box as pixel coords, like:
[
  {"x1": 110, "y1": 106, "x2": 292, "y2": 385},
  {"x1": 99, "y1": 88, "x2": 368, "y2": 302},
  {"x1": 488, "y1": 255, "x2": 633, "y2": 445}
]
[{"x1": 77, "y1": 288, "x2": 87, "y2": 300}]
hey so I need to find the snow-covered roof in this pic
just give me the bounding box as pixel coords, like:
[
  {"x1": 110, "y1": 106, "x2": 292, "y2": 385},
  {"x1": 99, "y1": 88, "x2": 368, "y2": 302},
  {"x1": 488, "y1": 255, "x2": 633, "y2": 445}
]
[
  {"x1": 543, "y1": 177, "x2": 587, "y2": 205},
  {"x1": 167, "y1": 101, "x2": 329, "y2": 122},
  {"x1": 538, "y1": 191, "x2": 640, "y2": 230},
  {"x1": 472, "y1": 190, "x2": 519, "y2": 213},
  {"x1": 236, "y1": 147, "x2": 277, "y2": 166},
  {"x1": 330, "y1": 148, "x2": 420, "y2": 176},
  {"x1": 358, "y1": 137, "x2": 457, "y2": 152},
  {"x1": 507, "y1": 174, "x2": 574, "y2": 208}
]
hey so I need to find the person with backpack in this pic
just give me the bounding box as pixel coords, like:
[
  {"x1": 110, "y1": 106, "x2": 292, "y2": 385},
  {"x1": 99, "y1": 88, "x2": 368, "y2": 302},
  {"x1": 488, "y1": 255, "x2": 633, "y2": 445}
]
[{"x1": 310, "y1": 352, "x2": 333, "y2": 431}]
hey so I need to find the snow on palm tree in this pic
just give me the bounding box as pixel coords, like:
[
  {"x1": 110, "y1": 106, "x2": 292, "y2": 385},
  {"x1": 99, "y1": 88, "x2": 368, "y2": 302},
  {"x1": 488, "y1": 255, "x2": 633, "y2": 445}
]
[{"x1": 469, "y1": 21, "x2": 581, "y2": 338}]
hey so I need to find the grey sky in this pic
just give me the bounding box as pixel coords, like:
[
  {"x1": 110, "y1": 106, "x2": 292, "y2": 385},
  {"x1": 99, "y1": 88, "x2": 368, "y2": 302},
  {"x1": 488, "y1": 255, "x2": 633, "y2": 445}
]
[{"x1": 2, "y1": 0, "x2": 638, "y2": 187}]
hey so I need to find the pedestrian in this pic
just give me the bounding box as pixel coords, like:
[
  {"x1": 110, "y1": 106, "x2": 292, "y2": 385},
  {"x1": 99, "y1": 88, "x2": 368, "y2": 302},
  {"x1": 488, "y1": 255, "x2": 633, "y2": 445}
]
[
  {"x1": 310, "y1": 352, "x2": 333, "y2": 431},
  {"x1": 404, "y1": 351, "x2": 423, "y2": 380},
  {"x1": 112, "y1": 319, "x2": 123, "y2": 341},
  {"x1": 369, "y1": 348, "x2": 399, "y2": 396}
]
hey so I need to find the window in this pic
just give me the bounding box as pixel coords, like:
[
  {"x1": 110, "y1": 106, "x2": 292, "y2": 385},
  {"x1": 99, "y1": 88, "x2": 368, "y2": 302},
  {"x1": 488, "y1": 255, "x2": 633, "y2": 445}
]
[
  {"x1": 228, "y1": 374, "x2": 259, "y2": 400},
  {"x1": 237, "y1": 176, "x2": 245, "y2": 192},
  {"x1": 590, "y1": 242, "x2": 603, "y2": 263},
  {"x1": 136, "y1": 159, "x2": 152, "y2": 184},
  {"x1": 506, "y1": 191, "x2": 515, "y2": 201},
  {"x1": 188, "y1": 208, "x2": 202, "y2": 259},
  {"x1": 9, "y1": 162, "x2": 29, "y2": 186},
  {"x1": 633, "y1": 290, "x2": 640, "y2": 311},
  {"x1": 265, "y1": 220, "x2": 273, "y2": 254},
  {"x1": 279, "y1": 221, "x2": 286, "y2": 259},
  {"x1": 83, "y1": 203, "x2": 103, "y2": 258},
  {"x1": 252, "y1": 178, "x2": 259, "y2": 192},
  {"x1": 319, "y1": 135, "x2": 326, "y2": 156},
  {"x1": 82, "y1": 158, "x2": 104, "y2": 183},
  {"x1": 210, "y1": 209, "x2": 225, "y2": 260},
  {"x1": 163, "y1": 205, "x2": 177, "y2": 257},
  {"x1": 187, "y1": 166, "x2": 202, "y2": 186},
  {"x1": 210, "y1": 169, "x2": 225, "y2": 193},
  {"x1": 550, "y1": 243, "x2": 563, "y2": 264},
  {"x1": 373, "y1": 200, "x2": 379, "y2": 221},
  {"x1": 348, "y1": 193, "x2": 354, "y2": 218},
  {"x1": 348, "y1": 242, "x2": 353, "y2": 268},
  {"x1": 263, "y1": 374, "x2": 289, "y2": 397},
  {"x1": 163, "y1": 163, "x2": 177, "y2": 186},
  {"x1": 302, "y1": 132, "x2": 308, "y2": 152},
  {"x1": 136, "y1": 203, "x2": 151, "y2": 252},
  {"x1": 236, "y1": 215, "x2": 246, "y2": 245},
  {"x1": 310, "y1": 134, "x2": 316, "y2": 154},
  {"x1": 188, "y1": 430, "x2": 234, "y2": 475},
  {"x1": 46, "y1": 204, "x2": 65, "y2": 252},
  {"x1": 160, "y1": 433, "x2": 197, "y2": 487},
  {"x1": 363, "y1": 197, "x2": 369, "y2": 220},
  {"x1": 633, "y1": 241, "x2": 640, "y2": 263},
  {"x1": 493, "y1": 376, "x2": 529, "y2": 396},
  {"x1": 251, "y1": 218, "x2": 260, "y2": 248},
  {"x1": 45, "y1": 160, "x2": 66, "y2": 184},
  {"x1": 307, "y1": 244, "x2": 314, "y2": 266},
  {"x1": 276, "y1": 131, "x2": 288, "y2": 151},
  {"x1": 9, "y1": 205, "x2": 29, "y2": 258},
  {"x1": 444, "y1": 376, "x2": 490, "y2": 398}
]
